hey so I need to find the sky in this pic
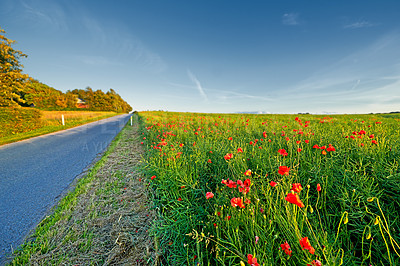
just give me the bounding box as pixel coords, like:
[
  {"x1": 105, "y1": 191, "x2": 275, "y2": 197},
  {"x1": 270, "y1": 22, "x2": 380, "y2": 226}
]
[{"x1": 1, "y1": 0, "x2": 400, "y2": 114}]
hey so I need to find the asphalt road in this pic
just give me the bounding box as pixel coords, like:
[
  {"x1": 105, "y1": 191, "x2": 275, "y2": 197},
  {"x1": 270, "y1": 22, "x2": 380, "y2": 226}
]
[{"x1": 0, "y1": 114, "x2": 131, "y2": 264}]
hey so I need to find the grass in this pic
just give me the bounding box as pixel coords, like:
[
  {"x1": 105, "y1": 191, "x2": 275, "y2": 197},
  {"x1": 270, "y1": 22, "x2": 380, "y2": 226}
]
[
  {"x1": 0, "y1": 110, "x2": 119, "y2": 145},
  {"x1": 139, "y1": 111, "x2": 400, "y2": 265},
  {"x1": 8, "y1": 114, "x2": 156, "y2": 265}
]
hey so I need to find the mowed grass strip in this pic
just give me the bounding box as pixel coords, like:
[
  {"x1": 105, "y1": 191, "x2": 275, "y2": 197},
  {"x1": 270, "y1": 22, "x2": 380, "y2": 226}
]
[
  {"x1": 1, "y1": 110, "x2": 119, "y2": 145},
  {"x1": 9, "y1": 114, "x2": 156, "y2": 265}
]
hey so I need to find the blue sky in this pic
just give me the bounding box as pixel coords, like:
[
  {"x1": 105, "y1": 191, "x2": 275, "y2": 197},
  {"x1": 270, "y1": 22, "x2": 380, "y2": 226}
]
[{"x1": 1, "y1": 0, "x2": 400, "y2": 114}]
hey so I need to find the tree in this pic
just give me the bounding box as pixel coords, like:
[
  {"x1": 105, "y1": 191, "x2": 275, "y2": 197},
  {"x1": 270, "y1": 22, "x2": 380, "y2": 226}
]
[{"x1": 0, "y1": 27, "x2": 30, "y2": 107}]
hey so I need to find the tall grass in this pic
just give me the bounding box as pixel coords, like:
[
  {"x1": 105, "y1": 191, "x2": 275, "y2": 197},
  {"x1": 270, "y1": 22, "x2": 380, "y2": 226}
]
[
  {"x1": 1, "y1": 110, "x2": 118, "y2": 145},
  {"x1": 140, "y1": 112, "x2": 400, "y2": 265}
]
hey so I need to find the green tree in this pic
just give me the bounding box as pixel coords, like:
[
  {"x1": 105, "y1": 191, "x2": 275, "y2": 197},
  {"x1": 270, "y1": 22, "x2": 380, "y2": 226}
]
[{"x1": 0, "y1": 27, "x2": 30, "y2": 107}]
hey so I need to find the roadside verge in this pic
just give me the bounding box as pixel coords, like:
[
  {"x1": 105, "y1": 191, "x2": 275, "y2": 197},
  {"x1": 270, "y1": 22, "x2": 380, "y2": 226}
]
[{"x1": 8, "y1": 114, "x2": 156, "y2": 265}]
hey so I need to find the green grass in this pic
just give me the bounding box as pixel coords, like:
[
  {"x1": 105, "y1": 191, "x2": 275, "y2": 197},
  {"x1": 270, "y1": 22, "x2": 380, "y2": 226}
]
[
  {"x1": 140, "y1": 111, "x2": 400, "y2": 265},
  {"x1": 0, "y1": 111, "x2": 119, "y2": 145},
  {"x1": 8, "y1": 119, "x2": 129, "y2": 265}
]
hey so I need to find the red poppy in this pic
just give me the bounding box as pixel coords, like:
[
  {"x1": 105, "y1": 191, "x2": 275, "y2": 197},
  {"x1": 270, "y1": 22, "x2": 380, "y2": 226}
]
[
  {"x1": 270, "y1": 181, "x2": 278, "y2": 187},
  {"x1": 327, "y1": 145, "x2": 335, "y2": 152},
  {"x1": 247, "y1": 254, "x2": 260, "y2": 266},
  {"x1": 151, "y1": 175, "x2": 156, "y2": 180},
  {"x1": 231, "y1": 197, "x2": 245, "y2": 208},
  {"x1": 237, "y1": 147, "x2": 243, "y2": 153},
  {"x1": 307, "y1": 260, "x2": 322, "y2": 266},
  {"x1": 278, "y1": 166, "x2": 290, "y2": 176},
  {"x1": 224, "y1": 153, "x2": 233, "y2": 160},
  {"x1": 313, "y1": 144, "x2": 319, "y2": 149},
  {"x1": 238, "y1": 179, "x2": 251, "y2": 193},
  {"x1": 285, "y1": 192, "x2": 305, "y2": 208},
  {"x1": 371, "y1": 140, "x2": 378, "y2": 145},
  {"x1": 228, "y1": 137, "x2": 233, "y2": 140},
  {"x1": 226, "y1": 179, "x2": 237, "y2": 188},
  {"x1": 317, "y1": 183, "x2": 321, "y2": 192},
  {"x1": 280, "y1": 241, "x2": 292, "y2": 257},
  {"x1": 178, "y1": 197, "x2": 182, "y2": 201},
  {"x1": 206, "y1": 192, "x2": 214, "y2": 199},
  {"x1": 207, "y1": 159, "x2": 212, "y2": 163},
  {"x1": 244, "y1": 169, "x2": 252, "y2": 176},
  {"x1": 292, "y1": 183, "x2": 302, "y2": 193},
  {"x1": 278, "y1": 149, "x2": 288, "y2": 156},
  {"x1": 297, "y1": 148, "x2": 302, "y2": 152},
  {"x1": 299, "y1": 237, "x2": 315, "y2": 254}
]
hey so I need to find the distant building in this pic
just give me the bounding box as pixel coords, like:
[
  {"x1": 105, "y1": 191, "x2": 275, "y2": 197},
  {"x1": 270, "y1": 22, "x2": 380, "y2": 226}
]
[{"x1": 76, "y1": 98, "x2": 89, "y2": 109}]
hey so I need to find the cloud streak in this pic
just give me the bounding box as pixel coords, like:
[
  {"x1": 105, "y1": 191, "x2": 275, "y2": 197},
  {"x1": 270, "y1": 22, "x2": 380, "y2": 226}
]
[
  {"x1": 187, "y1": 70, "x2": 208, "y2": 101},
  {"x1": 344, "y1": 20, "x2": 375, "y2": 29},
  {"x1": 282, "y1": 13, "x2": 299, "y2": 26}
]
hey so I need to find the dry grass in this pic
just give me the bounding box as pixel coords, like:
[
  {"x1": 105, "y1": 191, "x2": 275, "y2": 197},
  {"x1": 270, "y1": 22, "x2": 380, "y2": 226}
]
[
  {"x1": 41, "y1": 111, "x2": 115, "y2": 123},
  {"x1": 11, "y1": 116, "x2": 157, "y2": 265}
]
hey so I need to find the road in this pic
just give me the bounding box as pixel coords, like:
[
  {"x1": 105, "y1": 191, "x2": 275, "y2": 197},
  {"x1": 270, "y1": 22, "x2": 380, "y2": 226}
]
[{"x1": 0, "y1": 114, "x2": 131, "y2": 264}]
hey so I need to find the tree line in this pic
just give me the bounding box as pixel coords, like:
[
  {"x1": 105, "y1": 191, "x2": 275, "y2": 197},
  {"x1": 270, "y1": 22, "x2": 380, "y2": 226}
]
[{"x1": 0, "y1": 26, "x2": 132, "y2": 113}]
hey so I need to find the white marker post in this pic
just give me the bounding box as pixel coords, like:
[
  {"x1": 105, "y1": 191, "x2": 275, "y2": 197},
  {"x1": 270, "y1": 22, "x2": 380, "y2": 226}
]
[
  {"x1": 130, "y1": 116, "x2": 133, "y2": 126},
  {"x1": 61, "y1": 114, "x2": 65, "y2": 126}
]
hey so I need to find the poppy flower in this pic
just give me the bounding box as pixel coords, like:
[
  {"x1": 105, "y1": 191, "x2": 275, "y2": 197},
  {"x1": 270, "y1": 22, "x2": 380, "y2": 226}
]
[
  {"x1": 313, "y1": 144, "x2": 319, "y2": 149},
  {"x1": 224, "y1": 153, "x2": 233, "y2": 160},
  {"x1": 317, "y1": 183, "x2": 321, "y2": 192},
  {"x1": 270, "y1": 181, "x2": 278, "y2": 187},
  {"x1": 278, "y1": 149, "x2": 288, "y2": 156},
  {"x1": 285, "y1": 192, "x2": 305, "y2": 208},
  {"x1": 151, "y1": 175, "x2": 156, "y2": 180},
  {"x1": 280, "y1": 241, "x2": 292, "y2": 257},
  {"x1": 299, "y1": 237, "x2": 315, "y2": 254},
  {"x1": 226, "y1": 179, "x2": 237, "y2": 188},
  {"x1": 237, "y1": 179, "x2": 251, "y2": 193},
  {"x1": 321, "y1": 150, "x2": 327, "y2": 155},
  {"x1": 371, "y1": 140, "x2": 378, "y2": 145},
  {"x1": 297, "y1": 148, "x2": 302, "y2": 152},
  {"x1": 255, "y1": 236, "x2": 259, "y2": 244},
  {"x1": 247, "y1": 254, "x2": 260, "y2": 266},
  {"x1": 178, "y1": 197, "x2": 182, "y2": 201},
  {"x1": 231, "y1": 197, "x2": 245, "y2": 208},
  {"x1": 307, "y1": 260, "x2": 322, "y2": 266},
  {"x1": 244, "y1": 169, "x2": 252, "y2": 176},
  {"x1": 292, "y1": 183, "x2": 302, "y2": 193},
  {"x1": 237, "y1": 147, "x2": 243, "y2": 153},
  {"x1": 278, "y1": 166, "x2": 290, "y2": 176},
  {"x1": 206, "y1": 192, "x2": 214, "y2": 199}
]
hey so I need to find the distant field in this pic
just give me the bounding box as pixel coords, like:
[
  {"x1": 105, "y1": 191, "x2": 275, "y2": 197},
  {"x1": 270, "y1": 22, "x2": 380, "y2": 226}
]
[
  {"x1": 0, "y1": 110, "x2": 119, "y2": 145},
  {"x1": 140, "y1": 111, "x2": 400, "y2": 265}
]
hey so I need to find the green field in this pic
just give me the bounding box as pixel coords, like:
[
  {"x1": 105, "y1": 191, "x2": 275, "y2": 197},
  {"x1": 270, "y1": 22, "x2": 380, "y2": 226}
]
[{"x1": 140, "y1": 111, "x2": 400, "y2": 265}]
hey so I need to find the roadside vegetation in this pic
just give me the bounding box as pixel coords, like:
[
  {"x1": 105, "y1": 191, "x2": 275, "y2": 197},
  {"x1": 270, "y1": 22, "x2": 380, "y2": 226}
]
[
  {"x1": 140, "y1": 111, "x2": 400, "y2": 265},
  {"x1": 0, "y1": 109, "x2": 119, "y2": 145},
  {"x1": 9, "y1": 114, "x2": 156, "y2": 265}
]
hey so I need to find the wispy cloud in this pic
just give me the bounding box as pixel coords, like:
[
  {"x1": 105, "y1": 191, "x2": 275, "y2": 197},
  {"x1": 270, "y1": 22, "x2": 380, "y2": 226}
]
[
  {"x1": 187, "y1": 70, "x2": 208, "y2": 101},
  {"x1": 284, "y1": 32, "x2": 400, "y2": 112},
  {"x1": 20, "y1": 0, "x2": 68, "y2": 31},
  {"x1": 344, "y1": 20, "x2": 375, "y2": 29},
  {"x1": 282, "y1": 13, "x2": 299, "y2": 26}
]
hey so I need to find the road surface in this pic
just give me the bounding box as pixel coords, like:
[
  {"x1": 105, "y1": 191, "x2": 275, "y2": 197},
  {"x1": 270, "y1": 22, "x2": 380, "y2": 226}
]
[{"x1": 0, "y1": 114, "x2": 131, "y2": 264}]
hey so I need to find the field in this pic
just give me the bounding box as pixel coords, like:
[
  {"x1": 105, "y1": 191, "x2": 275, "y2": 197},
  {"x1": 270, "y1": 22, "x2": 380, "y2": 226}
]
[
  {"x1": 140, "y1": 111, "x2": 400, "y2": 265},
  {"x1": 0, "y1": 110, "x2": 119, "y2": 145}
]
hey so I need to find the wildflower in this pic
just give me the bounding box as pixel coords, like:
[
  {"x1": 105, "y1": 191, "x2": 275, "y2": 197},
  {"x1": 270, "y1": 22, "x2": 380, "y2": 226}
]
[
  {"x1": 244, "y1": 198, "x2": 251, "y2": 204},
  {"x1": 278, "y1": 149, "x2": 288, "y2": 156},
  {"x1": 307, "y1": 260, "x2": 322, "y2": 266},
  {"x1": 226, "y1": 179, "x2": 237, "y2": 188},
  {"x1": 285, "y1": 192, "x2": 305, "y2": 208},
  {"x1": 237, "y1": 147, "x2": 243, "y2": 153},
  {"x1": 247, "y1": 254, "x2": 260, "y2": 266},
  {"x1": 207, "y1": 159, "x2": 212, "y2": 163},
  {"x1": 280, "y1": 241, "x2": 292, "y2": 257},
  {"x1": 317, "y1": 183, "x2": 321, "y2": 192},
  {"x1": 224, "y1": 153, "x2": 233, "y2": 160},
  {"x1": 206, "y1": 192, "x2": 214, "y2": 199},
  {"x1": 292, "y1": 183, "x2": 302, "y2": 193},
  {"x1": 226, "y1": 215, "x2": 232, "y2": 220},
  {"x1": 321, "y1": 150, "x2": 327, "y2": 155},
  {"x1": 244, "y1": 169, "x2": 252, "y2": 176},
  {"x1": 255, "y1": 236, "x2": 259, "y2": 244},
  {"x1": 278, "y1": 166, "x2": 290, "y2": 176},
  {"x1": 151, "y1": 175, "x2": 156, "y2": 180},
  {"x1": 299, "y1": 237, "x2": 315, "y2": 254},
  {"x1": 371, "y1": 140, "x2": 378, "y2": 145},
  {"x1": 231, "y1": 197, "x2": 245, "y2": 208},
  {"x1": 260, "y1": 208, "x2": 264, "y2": 213},
  {"x1": 178, "y1": 197, "x2": 182, "y2": 201},
  {"x1": 313, "y1": 144, "x2": 319, "y2": 149},
  {"x1": 270, "y1": 181, "x2": 278, "y2": 187},
  {"x1": 297, "y1": 148, "x2": 302, "y2": 152},
  {"x1": 228, "y1": 137, "x2": 233, "y2": 140}
]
